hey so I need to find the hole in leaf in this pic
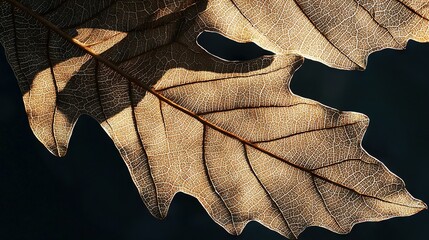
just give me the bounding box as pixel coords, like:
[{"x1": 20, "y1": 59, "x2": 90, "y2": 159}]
[{"x1": 197, "y1": 31, "x2": 274, "y2": 61}]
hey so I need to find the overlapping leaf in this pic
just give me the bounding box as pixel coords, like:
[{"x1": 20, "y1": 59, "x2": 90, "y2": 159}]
[
  {"x1": 0, "y1": 0, "x2": 427, "y2": 239},
  {"x1": 201, "y1": 0, "x2": 429, "y2": 69}
]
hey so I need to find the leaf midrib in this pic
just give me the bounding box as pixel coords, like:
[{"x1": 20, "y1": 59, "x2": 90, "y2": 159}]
[{"x1": 5, "y1": 0, "x2": 423, "y2": 210}]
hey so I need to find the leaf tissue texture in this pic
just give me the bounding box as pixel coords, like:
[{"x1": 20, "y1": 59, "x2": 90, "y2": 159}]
[{"x1": 0, "y1": 0, "x2": 427, "y2": 239}]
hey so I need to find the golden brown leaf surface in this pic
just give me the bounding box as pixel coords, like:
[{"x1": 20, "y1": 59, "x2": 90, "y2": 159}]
[
  {"x1": 0, "y1": 0, "x2": 426, "y2": 239},
  {"x1": 201, "y1": 0, "x2": 429, "y2": 69}
]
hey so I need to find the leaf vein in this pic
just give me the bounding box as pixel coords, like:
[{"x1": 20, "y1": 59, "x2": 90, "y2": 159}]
[
  {"x1": 128, "y1": 82, "x2": 162, "y2": 218},
  {"x1": 157, "y1": 64, "x2": 288, "y2": 92},
  {"x1": 312, "y1": 176, "x2": 345, "y2": 232},
  {"x1": 254, "y1": 122, "x2": 362, "y2": 144},
  {"x1": 243, "y1": 145, "x2": 297, "y2": 239},
  {"x1": 202, "y1": 126, "x2": 238, "y2": 235},
  {"x1": 46, "y1": 30, "x2": 60, "y2": 155}
]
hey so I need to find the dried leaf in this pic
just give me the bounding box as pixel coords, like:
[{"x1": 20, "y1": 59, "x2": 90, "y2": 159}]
[
  {"x1": 0, "y1": 0, "x2": 426, "y2": 239},
  {"x1": 201, "y1": 0, "x2": 429, "y2": 69}
]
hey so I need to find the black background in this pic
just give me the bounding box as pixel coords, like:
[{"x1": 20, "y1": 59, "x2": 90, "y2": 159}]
[{"x1": 1, "y1": 33, "x2": 428, "y2": 240}]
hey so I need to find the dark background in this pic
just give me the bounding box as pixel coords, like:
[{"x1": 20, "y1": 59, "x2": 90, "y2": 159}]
[{"x1": 0, "y1": 33, "x2": 428, "y2": 240}]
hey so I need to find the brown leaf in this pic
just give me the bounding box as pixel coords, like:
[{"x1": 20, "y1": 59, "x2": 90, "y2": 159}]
[
  {"x1": 0, "y1": 0, "x2": 426, "y2": 239},
  {"x1": 200, "y1": 0, "x2": 429, "y2": 69}
]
